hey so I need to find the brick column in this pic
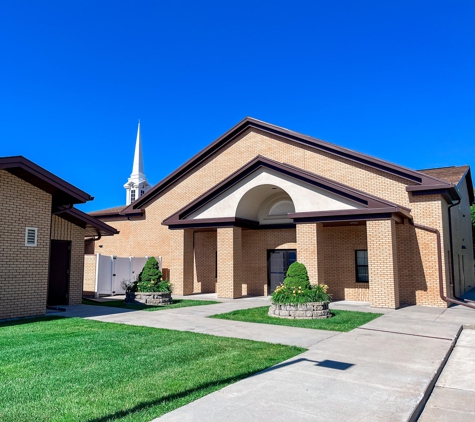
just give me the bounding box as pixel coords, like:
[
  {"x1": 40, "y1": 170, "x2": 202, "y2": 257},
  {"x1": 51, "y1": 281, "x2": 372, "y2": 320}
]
[
  {"x1": 217, "y1": 227, "x2": 242, "y2": 298},
  {"x1": 367, "y1": 219, "x2": 400, "y2": 309},
  {"x1": 296, "y1": 223, "x2": 322, "y2": 284},
  {"x1": 169, "y1": 229, "x2": 194, "y2": 295}
]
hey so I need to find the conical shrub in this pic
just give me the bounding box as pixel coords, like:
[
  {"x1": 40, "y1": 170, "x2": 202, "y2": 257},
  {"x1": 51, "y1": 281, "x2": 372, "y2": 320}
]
[
  {"x1": 283, "y1": 262, "x2": 311, "y2": 290},
  {"x1": 138, "y1": 257, "x2": 162, "y2": 283}
]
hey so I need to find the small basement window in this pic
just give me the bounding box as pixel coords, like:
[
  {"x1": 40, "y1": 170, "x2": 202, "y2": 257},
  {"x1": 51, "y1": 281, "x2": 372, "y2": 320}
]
[
  {"x1": 355, "y1": 250, "x2": 369, "y2": 282},
  {"x1": 25, "y1": 227, "x2": 38, "y2": 247}
]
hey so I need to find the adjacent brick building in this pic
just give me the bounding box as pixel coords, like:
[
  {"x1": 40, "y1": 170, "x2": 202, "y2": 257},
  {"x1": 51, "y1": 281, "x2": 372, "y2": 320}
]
[
  {"x1": 0, "y1": 156, "x2": 117, "y2": 320},
  {"x1": 90, "y1": 118, "x2": 474, "y2": 308}
]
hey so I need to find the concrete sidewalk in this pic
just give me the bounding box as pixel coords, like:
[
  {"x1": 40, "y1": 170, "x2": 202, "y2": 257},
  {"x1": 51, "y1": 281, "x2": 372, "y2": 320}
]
[
  {"x1": 58, "y1": 298, "x2": 475, "y2": 421},
  {"x1": 419, "y1": 327, "x2": 475, "y2": 421}
]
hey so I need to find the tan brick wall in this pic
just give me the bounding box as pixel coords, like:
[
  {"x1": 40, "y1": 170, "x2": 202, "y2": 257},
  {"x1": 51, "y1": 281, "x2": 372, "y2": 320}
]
[
  {"x1": 83, "y1": 254, "x2": 97, "y2": 295},
  {"x1": 296, "y1": 223, "x2": 322, "y2": 284},
  {"x1": 320, "y1": 225, "x2": 369, "y2": 302},
  {"x1": 169, "y1": 229, "x2": 194, "y2": 295},
  {"x1": 217, "y1": 227, "x2": 242, "y2": 298},
  {"x1": 367, "y1": 219, "x2": 400, "y2": 308},
  {"x1": 94, "y1": 128, "x2": 451, "y2": 306},
  {"x1": 0, "y1": 171, "x2": 52, "y2": 319},
  {"x1": 193, "y1": 232, "x2": 217, "y2": 293},
  {"x1": 51, "y1": 215, "x2": 85, "y2": 305}
]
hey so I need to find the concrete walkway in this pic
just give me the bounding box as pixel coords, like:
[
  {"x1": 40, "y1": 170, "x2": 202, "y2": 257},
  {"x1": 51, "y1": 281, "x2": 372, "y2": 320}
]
[
  {"x1": 419, "y1": 327, "x2": 475, "y2": 421},
  {"x1": 58, "y1": 297, "x2": 475, "y2": 421}
]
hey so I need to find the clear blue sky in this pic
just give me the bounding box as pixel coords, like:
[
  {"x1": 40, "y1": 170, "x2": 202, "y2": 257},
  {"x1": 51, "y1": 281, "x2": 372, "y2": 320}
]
[{"x1": 1, "y1": 1, "x2": 474, "y2": 212}]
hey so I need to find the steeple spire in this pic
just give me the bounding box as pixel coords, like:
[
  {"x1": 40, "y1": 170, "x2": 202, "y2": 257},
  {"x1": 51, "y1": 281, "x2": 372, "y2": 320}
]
[
  {"x1": 124, "y1": 121, "x2": 151, "y2": 205},
  {"x1": 131, "y1": 121, "x2": 144, "y2": 178}
]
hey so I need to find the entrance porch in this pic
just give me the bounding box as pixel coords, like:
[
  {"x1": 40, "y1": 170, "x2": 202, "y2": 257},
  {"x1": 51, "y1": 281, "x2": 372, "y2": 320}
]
[{"x1": 169, "y1": 218, "x2": 401, "y2": 309}]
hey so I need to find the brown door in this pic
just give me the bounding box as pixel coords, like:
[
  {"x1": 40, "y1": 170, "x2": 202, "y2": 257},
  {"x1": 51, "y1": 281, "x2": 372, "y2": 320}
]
[{"x1": 48, "y1": 240, "x2": 71, "y2": 305}]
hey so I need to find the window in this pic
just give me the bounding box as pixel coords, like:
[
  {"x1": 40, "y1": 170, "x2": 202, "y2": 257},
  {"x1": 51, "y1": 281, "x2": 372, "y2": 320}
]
[
  {"x1": 131, "y1": 190, "x2": 136, "y2": 202},
  {"x1": 355, "y1": 250, "x2": 369, "y2": 282},
  {"x1": 25, "y1": 227, "x2": 38, "y2": 247}
]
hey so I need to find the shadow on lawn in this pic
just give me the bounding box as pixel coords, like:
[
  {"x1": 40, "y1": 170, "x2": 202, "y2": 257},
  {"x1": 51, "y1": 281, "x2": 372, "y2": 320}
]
[{"x1": 86, "y1": 356, "x2": 355, "y2": 422}]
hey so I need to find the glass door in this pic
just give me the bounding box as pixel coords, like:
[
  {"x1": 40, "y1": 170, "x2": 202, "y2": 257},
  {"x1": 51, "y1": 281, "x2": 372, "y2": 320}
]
[{"x1": 267, "y1": 249, "x2": 297, "y2": 294}]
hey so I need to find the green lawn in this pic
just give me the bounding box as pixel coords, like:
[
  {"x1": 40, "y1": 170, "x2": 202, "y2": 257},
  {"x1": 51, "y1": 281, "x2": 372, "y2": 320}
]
[
  {"x1": 0, "y1": 317, "x2": 304, "y2": 422},
  {"x1": 82, "y1": 298, "x2": 221, "y2": 312},
  {"x1": 209, "y1": 306, "x2": 382, "y2": 332}
]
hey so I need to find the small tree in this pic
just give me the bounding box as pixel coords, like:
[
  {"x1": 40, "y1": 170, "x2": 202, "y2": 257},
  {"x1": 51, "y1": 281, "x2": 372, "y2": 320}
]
[
  {"x1": 283, "y1": 262, "x2": 311, "y2": 290},
  {"x1": 138, "y1": 257, "x2": 162, "y2": 283}
]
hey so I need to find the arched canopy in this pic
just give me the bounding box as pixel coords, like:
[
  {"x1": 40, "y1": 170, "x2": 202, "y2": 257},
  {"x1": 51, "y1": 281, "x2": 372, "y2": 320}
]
[{"x1": 235, "y1": 184, "x2": 295, "y2": 225}]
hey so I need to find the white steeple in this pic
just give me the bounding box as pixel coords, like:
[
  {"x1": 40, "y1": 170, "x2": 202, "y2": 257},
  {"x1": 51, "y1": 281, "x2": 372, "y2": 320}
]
[{"x1": 124, "y1": 121, "x2": 151, "y2": 205}]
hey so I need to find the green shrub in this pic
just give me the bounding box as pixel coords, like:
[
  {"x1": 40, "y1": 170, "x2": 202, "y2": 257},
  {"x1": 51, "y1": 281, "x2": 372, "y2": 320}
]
[
  {"x1": 282, "y1": 262, "x2": 311, "y2": 290},
  {"x1": 271, "y1": 261, "x2": 331, "y2": 305},
  {"x1": 138, "y1": 257, "x2": 162, "y2": 283},
  {"x1": 126, "y1": 257, "x2": 172, "y2": 293}
]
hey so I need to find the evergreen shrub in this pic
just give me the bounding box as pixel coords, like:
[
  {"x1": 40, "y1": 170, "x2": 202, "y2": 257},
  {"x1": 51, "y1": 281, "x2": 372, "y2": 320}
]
[
  {"x1": 271, "y1": 261, "x2": 331, "y2": 305},
  {"x1": 127, "y1": 257, "x2": 172, "y2": 293}
]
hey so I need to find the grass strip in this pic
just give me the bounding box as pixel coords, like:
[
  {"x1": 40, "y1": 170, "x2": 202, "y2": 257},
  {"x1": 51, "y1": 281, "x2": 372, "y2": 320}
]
[
  {"x1": 209, "y1": 306, "x2": 382, "y2": 332},
  {"x1": 0, "y1": 317, "x2": 304, "y2": 422},
  {"x1": 82, "y1": 298, "x2": 221, "y2": 312}
]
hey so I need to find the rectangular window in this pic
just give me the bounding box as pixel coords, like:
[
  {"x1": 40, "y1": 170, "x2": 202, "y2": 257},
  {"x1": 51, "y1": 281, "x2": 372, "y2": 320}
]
[
  {"x1": 355, "y1": 250, "x2": 369, "y2": 282},
  {"x1": 25, "y1": 227, "x2": 38, "y2": 247},
  {"x1": 131, "y1": 190, "x2": 136, "y2": 202}
]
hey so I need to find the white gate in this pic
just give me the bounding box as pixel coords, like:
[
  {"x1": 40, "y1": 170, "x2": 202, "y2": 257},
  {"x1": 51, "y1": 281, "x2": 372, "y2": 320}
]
[{"x1": 93, "y1": 254, "x2": 162, "y2": 297}]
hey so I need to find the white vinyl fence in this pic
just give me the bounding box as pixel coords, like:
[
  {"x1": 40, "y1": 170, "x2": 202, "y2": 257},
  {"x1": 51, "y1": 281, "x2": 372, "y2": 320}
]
[{"x1": 92, "y1": 254, "x2": 162, "y2": 297}]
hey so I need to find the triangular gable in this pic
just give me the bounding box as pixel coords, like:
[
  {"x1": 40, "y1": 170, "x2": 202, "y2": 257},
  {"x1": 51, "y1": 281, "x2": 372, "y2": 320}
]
[
  {"x1": 123, "y1": 117, "x2": 458, "y2": 215},
  {"x1": 162, "y1": 156, "x2": 412, "y2": 229}
]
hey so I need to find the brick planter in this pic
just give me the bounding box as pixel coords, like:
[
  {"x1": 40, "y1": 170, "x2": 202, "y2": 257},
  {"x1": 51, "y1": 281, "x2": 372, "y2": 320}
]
[
  {"x1": 125, "y1": 292, "x2": 172, "y2": 305},
  {"x1": 269, "y1": 302, "x2": 331, "y2": 319}
]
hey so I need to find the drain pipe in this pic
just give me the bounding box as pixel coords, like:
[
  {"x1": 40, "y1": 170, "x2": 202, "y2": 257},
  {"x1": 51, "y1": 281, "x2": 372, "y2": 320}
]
[
  {"x1": 447, "y1": 198, "x2": 461, "y2": 299},
  {"x1": 410, "y1": 220, "x2": 475, "y2": 310}
]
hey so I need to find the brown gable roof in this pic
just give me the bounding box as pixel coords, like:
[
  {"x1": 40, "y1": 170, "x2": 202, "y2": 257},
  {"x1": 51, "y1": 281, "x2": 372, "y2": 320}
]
[
  {"x1": 162, "y1": 156, "x2": 412, "y2": 229},
  {"x1": 121, "y1": 117, "x2": 456, "y2": 215},
  {"x1": 0, "y1": 156, "x2": 93, "y2": 206},
  {"x1": 58, "y1": 208, "x2": 119, "y2": 237},
  {"x1": 418, "y1": 166, "x2": 469, "y2": 185},
  {"x1": 418, "y1": 165, "x2": 473, "y2": 204},
  {"x1": 89, "y1": 205, "x2": 128, "y2": 216}
]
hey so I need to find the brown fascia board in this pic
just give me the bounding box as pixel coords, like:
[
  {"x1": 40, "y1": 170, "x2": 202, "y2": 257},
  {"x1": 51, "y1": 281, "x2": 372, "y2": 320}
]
[
  {"x1": 162, "y1": 156, "x2": 411, "y2": 226},
  {"x1": 0, "y1": 156, "x2": 93, "y2": 205},
  {"x1": 93, "y1": 208, "x2": 144, "y2": 218},
  {"x1": 124, "y1": 117, "x2": 452, "y2": 214},
  {"x1": 59, "y1": 208, "x2": 119, "y2": 236}
]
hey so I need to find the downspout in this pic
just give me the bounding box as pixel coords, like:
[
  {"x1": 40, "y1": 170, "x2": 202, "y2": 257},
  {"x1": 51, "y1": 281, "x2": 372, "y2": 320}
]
[
  {"x1": 410, "y1": 220, "x2": 475, "y2": 310},
  {"x1": 447, "y1": 198, "x2": 461, "y2": 299}
]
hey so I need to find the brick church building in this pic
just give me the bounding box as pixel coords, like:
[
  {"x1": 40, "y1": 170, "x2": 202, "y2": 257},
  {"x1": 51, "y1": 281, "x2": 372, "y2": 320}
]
[{"x1": 89, "y1": 118, "x2": 474, "y2": 308}]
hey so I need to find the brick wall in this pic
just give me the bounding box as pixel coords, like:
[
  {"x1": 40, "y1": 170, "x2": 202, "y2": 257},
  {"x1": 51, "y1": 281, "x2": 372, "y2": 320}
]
[
  {"x1": 93, "y1": 128, "x2": 449, "y2": 306},
  {"x1": 367, "y1": 219, "x2": 399, "y2": 308},
  {"x1": 216, "y1": 227, "x2": 242, "y2": 298},
  {"x1": 193, "y1": 232, "x2": 217, "y2": 293},
  {"x1": 0, "y1": 170, "x2": 52, "y2": 319},
  {"x1": 51, "y1": 215, "x2": 85, "y2": 305},
  {"x1": 83, "y1": 254, "x2": 97, "y2": 295},
  {"x1": 320, "y1": 224, "x2": 370, "y2": 302}
]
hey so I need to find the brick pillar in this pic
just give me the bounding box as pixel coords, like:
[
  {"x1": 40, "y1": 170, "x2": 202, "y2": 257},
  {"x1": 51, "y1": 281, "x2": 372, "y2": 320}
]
[
  {"x1": 170, "y1": 229, "x2": 194, "y2": 295},
  {"x1": 367, "y1": 219, "x2": 400, "y2": 309},
  {"x1": 296, "y1": 223, "x2": 322, "y2": 284},
  {"x1": 217, "y1": 227, "x2": 242, "y2": 298}
]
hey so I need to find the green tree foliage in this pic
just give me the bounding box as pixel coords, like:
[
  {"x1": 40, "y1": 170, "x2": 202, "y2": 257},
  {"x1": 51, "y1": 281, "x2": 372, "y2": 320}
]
[
  {"x1": 138, "y1": 257, "x2": 162, "y2": 283},
  {"x1": 282, "y1": 262, "x2": 311, "y2": 290}
]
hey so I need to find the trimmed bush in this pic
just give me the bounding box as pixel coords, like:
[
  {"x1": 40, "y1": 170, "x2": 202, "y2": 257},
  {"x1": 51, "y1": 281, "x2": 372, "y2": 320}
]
[
  {"x1": 138, "y1": 257, "x2": 162, "y2": 283},
  {"x1": 271, "y1": 261, "x2": 331, "y2": 305},
  {"x1": 282, "y1": 262, "x2": 311, "y2": 290},
  {"x1": 126, "y1": 257, "x2": 172, "y2": 293}
]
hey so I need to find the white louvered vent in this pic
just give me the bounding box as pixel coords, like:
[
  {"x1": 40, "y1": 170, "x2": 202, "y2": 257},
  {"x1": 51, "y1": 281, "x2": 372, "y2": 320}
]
[{"x1": 25, "y1": 227, "x2": 38, "y2": 247}]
